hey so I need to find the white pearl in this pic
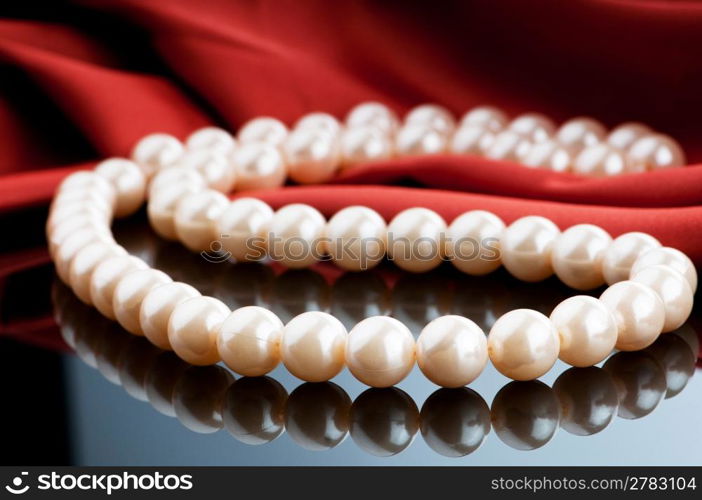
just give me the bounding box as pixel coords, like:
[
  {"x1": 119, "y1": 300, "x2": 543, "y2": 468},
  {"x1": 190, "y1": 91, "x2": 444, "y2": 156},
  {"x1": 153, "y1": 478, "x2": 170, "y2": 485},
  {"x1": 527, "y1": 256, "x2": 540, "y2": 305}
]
[
  {"x1": 113, "y1": 269, "x2": 172, "y2": 335},
  {"x1": 484, "y1": 130, "x2": 532, "y2": 162},
  {"x1": 628, "y1": 134, "x2": 686, "y2": 170},
  {"x1": 573, "y1": 143, "x2": 632, "y2": 176},
  {"x1": 405, "y1": 104, "x2": 456, "y2": 135},
  {"x1": 555, "y1": 117, "x2": 606, "y2": 151},
  {"x1": 501, "y1": 215, "x2": 560, "y2": 282},
  {"x1": 295, "y1": 112, "x2": 341, "y2": 136},
  {"x1": 281, "y1": 311, "x2": 347, "y2": 382},
  {"x1": 55, "y1": 227, "x2": 115, "y2": 283},
  {"x1": 147, "y1": 180, "x2": 207, "y2": 240},
  {"x1": 168, "y1": 296, "x2": 230, "y2": 365},
  {"x1": 238, "y1": 117, "x2": 289, "y2": 146},
  {"x1": 95, "y1": 158, "x2": 147, "y2": 217},
  {"x1": 172, "y1": 149, "x2": 235, "y2": 193},
  {"x1": 632, "y1": 265, "x2": 693, "y2": 332},
  {"x1": 459, "y1": 106, "x2": 507, "y2": 132},
  {"x1": 416, "y1": 315, "x2": 488, "y2": 387},
  {"x1": 449, "y1": 125, "x2": 495, "y2": 154},
  {"x1": 551, "y1": 224, "x2": 612, "y2": 290},
  {"x1": 140, "y1": 281, "x2": 201, "y2": 350},
  {"x1": 267, "y1": 203, "x2": 326, "y2": 269},
  {"x1": 325, "y1": 206, "x2": 387, "y2": 271},
  {"x1": 48, "y1": 212, "x2": 112, "y2": 257},
  {"x1": 185, "y1": 127, "x2": 236, "y2": 155},
  {"x1": 387, "y1": 207, "x2": 446, "y2": 273},
  {"x1": 216, "y1": 197, "x2": 273, "y2": 261},
  {"x1": 488, "y1": 309, "x2": 559, "y2": 380},
  {"x1": 508, "y1": 113, "x2": 555, "y2": 143},
  {"x1": 445, "y1": 210, "x2": 504, "y2": 275},
  {"x1": 230, "y1": 141, "x2": 287, "y2": 191},
  {"x1": 90, "y1": 255, "x2": 148, "y2": 319},
  {"x1": 217, "y1": 306, "x2": 284, "y2": 376},
  {"x1": 174, "y1": 190, "x2": 229, "y2": 252},
  {"x1": 550, "y1": 295, "x2": 617, "y2": 367},
  {"x1": 630, "y1": 246, "x2": 697, "y2": 292},
  {"x1": 340, "y1": 126, "x2": 393, "y2": 167},
  {"x1": 602, "y1": 232, "x2": 661, "y2": 285},
  {"x1": 521, "y1": 140, "x2": 572, "y2": 172},
  {"x1": 131, "y1": 133, "x2": 184, "y2": 176},
  {"x1": 57, "y1": 170, "x2": 117, "y2": 200},
  {"x1": 346, "y1": 316, "x2": 415, "y2": 387},
  {"x1": 599, "y1": 281, "x2": 665, "y2": 351},
  {"x1": 68, "y1": 241, "x2": 127, "y2": 304},
  {"x1": 148, "y1": 167, "x2": 206, "y2": 198},
  {"x1": 345, "y1": 102, "x2": 398, "y2": 134},
  {"x1": 607, "y1": 122, "x2": 651, "y2": 150},
  {"x1": 395, "y1": 123, "x2": 448, "y2": 155},
  {"x1": 283, "y1": 128, "x2": 341, "y2": 184}
]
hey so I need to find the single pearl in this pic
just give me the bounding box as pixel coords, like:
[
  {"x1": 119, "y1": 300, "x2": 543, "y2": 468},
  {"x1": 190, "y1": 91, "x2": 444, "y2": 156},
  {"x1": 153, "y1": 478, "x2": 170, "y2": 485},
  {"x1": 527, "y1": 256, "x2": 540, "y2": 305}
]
[
  {"x1": 521, "y1": 140, "x2": 572, "y2": 172},
  {"x1": 460, "y1": 106, "x2": 507, "y2": 132},
  {"x1": 238, "y1": 117, "x2": 289, "y2": 146},
  {"x1": 217, "y1": 306, "x2": 284, "y2": 376},
  {"x1": 90, "y1": 255, "x2": 148, "y2": 319},
  {"x1": 340, "y1": 126, "x2": 393, "y2": 167},
  {"x1": 607, "y1": 122, "x2": 651, "y2": 150},
  {"x1": 216, "y1": 197, "x2": 273, "y2": 261},
  {"x1": 140, "y1": 282, "x2": 201, "y2": 350},
  {"x1": 555, "y1": 117, "x2": 606, "y2": 152},
  {"x1": 172, "y1": 149, "x2": 235, "y2": 193},
  {"x1": 628, "y1": 134, "x2": 686, "y2": 170},
  {"x1": 602, "y1": 232, "x2": 661, "y2": 285},
  {"x1": 488, "y1": 309, "x2": 560, "y2": 380},
  {"x1": 445, "y1": 210, "x2": 504, "y2": 275},
  {"x1": 573, "y1": 143, "x2": 631, "y2": 176},
  {"x1": 185, "y1": 127, "x2": 236, "y2": 155},
  {"x1": 551, "y1": 224, "x2": 612, "y2": 290},
  {"x1": 229, "y1": 141, "x2": 287, "y2": 191},
  {"x1": 508, "y1": 113, "x2": 555, "y2": 143},
  {"x1": 55, "y1": 227, "x2": 115, "y2": 282},
  {"x1": 449, "y1": 125, "x2": 495, "y2": 154},
  {"x1": 501, "y1": 215, "x2": 560, "y2": 282},
  {"x1": 295, "y1": 112, "x2": 341, "y2": 136},
  {"x1": 484, "y1": 130, "x2": 532, "y2": 162},
  {"x1": 130, "y1": 133, "x2": 184, "y2": 176},
  {"x1": 95, "y1": 158, "x2": 147, "y2": 217},
  {"x1": 174, "y1": 190, "x2": 229, "y2": 252},
  {"x1": 395, "y1": 123, "x2": 448, "y2": 155},
  {"x1": 281, "y1": 311, "x2": 347, "y2": 382},
  {"x1": 345, "y1": 102, "x2": 399, "y2": 135},
  {"x1": 283, "y1": 128, "x2": 341, "y2": 184},
  {"x1": 168, "y1": 296, "x2": 230, "y2": 365},
  {"x1": 68, "y1": 241, "x2": 126, "y2": 304},
  {"x1": 630, "y1": 247, "x2": 697, "y2": 292},
  {"x1": 346, "y1": 316, "x2": 415, "y2": 388},
  {"x1": 148, "y1": 167, "x2": 205, "y2": 198},
  {"x1": 147, "y1": 181, "x2": 207, "y2": 240},
  {"x1": 405, "y1": 104, "x2": 455, "y2": 135},
  {"x1": 550, "y1": 295, "x2": 617, "y2": 367},
  {"x1": 387, "y1": 207, "x2": 446, "y2": 273},
  {"x1": 113, "y1": 269, "x2": 172, "y2": 335},
  {"x1": 631, "y1": 265, "x2": 693, "y2": 332},
  {"x1": 325, "y1": 206, "x2": 387, "y2": 271},
  {"x1": 416, "y1": 315, "x2": 488, "y2": 387},
  {"x1": 599, "y1": 281, "x2": 665, "y2": 351},
  {"x1": 267, "y1": 203, "x2": 326, "y2": 269}
]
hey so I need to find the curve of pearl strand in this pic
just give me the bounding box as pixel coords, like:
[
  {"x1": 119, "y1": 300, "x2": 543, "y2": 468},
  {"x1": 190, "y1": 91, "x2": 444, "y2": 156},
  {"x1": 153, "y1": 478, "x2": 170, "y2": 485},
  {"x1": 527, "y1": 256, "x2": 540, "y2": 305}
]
[{"x1": 47, "y1": 112, "x2": 696, "y2": 389}]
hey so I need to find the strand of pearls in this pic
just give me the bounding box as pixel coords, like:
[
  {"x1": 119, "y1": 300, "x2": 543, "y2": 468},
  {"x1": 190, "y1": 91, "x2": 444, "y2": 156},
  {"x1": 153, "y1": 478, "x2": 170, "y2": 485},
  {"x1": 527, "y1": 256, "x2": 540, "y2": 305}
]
[{"x1": 47, "y1": 115, "x2": 696, "y2": 389}]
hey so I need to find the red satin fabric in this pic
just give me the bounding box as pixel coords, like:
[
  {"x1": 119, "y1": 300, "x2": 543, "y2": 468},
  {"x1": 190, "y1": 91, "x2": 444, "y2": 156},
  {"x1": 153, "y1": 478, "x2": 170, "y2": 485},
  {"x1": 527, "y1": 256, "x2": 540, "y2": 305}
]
[{"x1": 1, "y1": 0, "x2": 702, "y2": 259}]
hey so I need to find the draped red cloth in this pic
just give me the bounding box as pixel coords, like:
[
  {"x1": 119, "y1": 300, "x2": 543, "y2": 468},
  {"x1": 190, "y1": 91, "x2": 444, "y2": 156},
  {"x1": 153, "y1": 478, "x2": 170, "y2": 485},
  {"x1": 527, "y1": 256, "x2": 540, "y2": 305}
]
[{"x1": 1, "y1": 0, "x2": 702, "y2": 259}]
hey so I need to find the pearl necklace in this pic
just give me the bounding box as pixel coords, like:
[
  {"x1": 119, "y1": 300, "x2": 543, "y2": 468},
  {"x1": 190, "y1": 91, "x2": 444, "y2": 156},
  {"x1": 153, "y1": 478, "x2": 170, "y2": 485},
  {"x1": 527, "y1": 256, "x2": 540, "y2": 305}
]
[{"x1": 46, "y1": 103, "x2": 697, "y2": 389}]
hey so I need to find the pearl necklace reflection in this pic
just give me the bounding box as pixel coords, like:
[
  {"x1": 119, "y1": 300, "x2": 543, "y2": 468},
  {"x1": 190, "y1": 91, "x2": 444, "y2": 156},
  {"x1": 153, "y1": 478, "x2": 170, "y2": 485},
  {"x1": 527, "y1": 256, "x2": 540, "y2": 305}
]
[{"x1": 53, "y1": 263, "x2": 698, "y2": 458}]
